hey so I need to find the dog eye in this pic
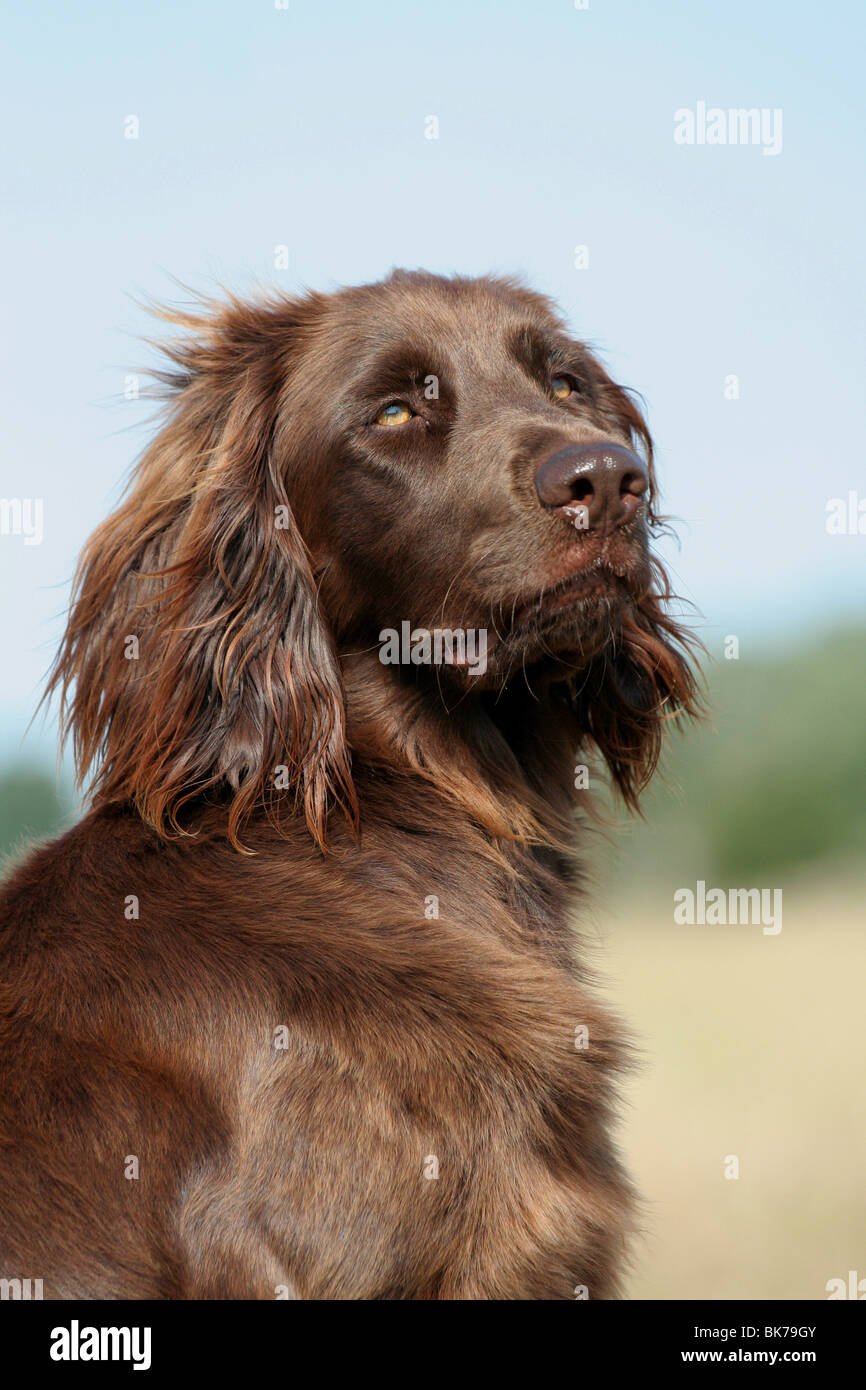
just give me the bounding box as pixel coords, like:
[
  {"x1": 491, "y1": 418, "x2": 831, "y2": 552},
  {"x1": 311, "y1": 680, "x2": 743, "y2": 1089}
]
[
  {"x1": 551, "y1": 375, "x2": 578, "y2": 400},
  {"x1": 374, "y1": 402, "x2": 413, "y2": 427}
]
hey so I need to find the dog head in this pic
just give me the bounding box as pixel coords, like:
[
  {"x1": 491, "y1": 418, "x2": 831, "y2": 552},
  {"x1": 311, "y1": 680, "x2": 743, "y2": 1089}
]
[{"x1": 50, "y1": 271, "x2": 698, "y2": 848}]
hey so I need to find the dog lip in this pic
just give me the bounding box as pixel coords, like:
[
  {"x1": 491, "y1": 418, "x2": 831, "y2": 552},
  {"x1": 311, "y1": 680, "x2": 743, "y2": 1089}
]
[
  {"x1": 503, "y1": 525, "x2": 649, "y2": 632},
  {"x1": 535, "y1": 533, "x2": 634, "y2": 589},
  {"x1": 508, "y1": 560, "x2": 624, "y2": 633}
]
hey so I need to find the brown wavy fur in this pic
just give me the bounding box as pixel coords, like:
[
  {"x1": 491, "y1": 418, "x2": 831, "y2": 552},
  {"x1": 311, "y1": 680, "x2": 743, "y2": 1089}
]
[{"x1": 1, "y1": 271, "x2": 699, "y2": 1299}]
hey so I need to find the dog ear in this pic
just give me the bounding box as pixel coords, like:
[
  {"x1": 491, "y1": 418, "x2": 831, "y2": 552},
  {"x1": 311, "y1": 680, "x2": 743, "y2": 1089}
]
[
  {"x1": 568, "y1": 374, "x2": 702, "y2": 804},
  {"x1": 572, "y1": 567, "x2": 702, "y2": 809},
  {"x1": 47, "y1": 292, "x2": 357, "y2": 851}
]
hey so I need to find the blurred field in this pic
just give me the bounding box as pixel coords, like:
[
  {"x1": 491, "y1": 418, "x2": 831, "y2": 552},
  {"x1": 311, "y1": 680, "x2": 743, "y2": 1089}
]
[{"x1": 597, "y1": 870, "x2": 866, "y2": 1300}]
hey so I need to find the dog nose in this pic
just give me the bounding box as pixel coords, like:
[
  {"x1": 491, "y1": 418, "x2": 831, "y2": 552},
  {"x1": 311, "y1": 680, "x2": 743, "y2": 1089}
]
[{"x1": 534, "y1": 442, "x2": 648, "y2": 533}]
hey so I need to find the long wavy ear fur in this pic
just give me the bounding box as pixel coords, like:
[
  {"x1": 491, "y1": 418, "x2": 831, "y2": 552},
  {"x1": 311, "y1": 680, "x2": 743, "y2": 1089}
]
[
  {"x1": 572, "y1": 560, "x2": 702, "y2": 809},
  {"x1": 573, "y1": 366, "x2": 703, "y2": 805},
  {"x1": 45, "y1": 292, "x2": 357, "y2": 851}
]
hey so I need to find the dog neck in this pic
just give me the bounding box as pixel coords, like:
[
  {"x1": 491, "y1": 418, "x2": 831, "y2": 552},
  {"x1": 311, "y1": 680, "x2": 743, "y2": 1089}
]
[{"x1": 340, "y1": 648, "x2": 582, "y2": 850}]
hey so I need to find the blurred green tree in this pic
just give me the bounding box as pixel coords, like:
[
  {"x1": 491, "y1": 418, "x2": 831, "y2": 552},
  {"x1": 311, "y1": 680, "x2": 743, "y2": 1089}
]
[{"x1": 602, "y1": 626, "x2": 866, "y2": 887}]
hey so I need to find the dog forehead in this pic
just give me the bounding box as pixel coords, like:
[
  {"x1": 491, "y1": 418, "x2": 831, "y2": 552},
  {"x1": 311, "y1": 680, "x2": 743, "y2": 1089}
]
[{"x1": 321, "y1": 273, "x2": 563, "y2": 368}]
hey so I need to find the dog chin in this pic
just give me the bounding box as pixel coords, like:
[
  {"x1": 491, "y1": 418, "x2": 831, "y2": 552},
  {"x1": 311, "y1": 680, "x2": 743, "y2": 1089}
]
[{"x1": 451, "y1": 587, "x2": 633, "y2": 690}]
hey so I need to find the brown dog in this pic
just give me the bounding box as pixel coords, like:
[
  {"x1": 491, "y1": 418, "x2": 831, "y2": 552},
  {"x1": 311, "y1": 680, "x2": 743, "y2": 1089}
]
[{"x1": 0, "y1": 271, "x2": 697, "y2": 1299}]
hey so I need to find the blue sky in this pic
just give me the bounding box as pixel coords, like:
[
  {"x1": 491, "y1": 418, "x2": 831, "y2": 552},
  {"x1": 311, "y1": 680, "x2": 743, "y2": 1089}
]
[{"x1": 2, "y1": 0, "x2": 864, "y2": 759}]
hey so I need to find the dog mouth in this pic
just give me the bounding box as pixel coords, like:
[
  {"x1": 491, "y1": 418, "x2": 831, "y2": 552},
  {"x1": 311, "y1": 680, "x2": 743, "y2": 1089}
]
[
  {"x1": 398, "y1": 532, "x2": 650, "y2": 683},
  {"x1": 508, "y1": 537, "x2": 648, "y2": 638}
]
